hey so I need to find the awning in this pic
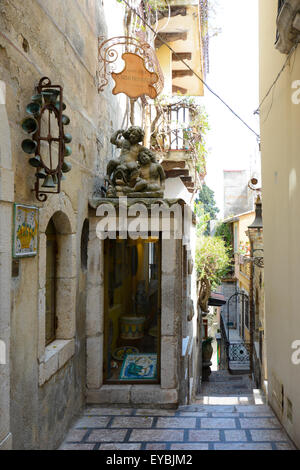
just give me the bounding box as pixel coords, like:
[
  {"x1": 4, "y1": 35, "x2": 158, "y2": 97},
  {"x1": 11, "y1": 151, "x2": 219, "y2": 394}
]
[{"x1": 208, "y1": 292, "x2": 226, "y2": 307}]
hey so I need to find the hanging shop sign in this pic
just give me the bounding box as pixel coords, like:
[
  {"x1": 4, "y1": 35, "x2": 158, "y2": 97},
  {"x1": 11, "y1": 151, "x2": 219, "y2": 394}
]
[
  {"x1": 21, "y1": 77, "x2": 72, "y2": 202},
  {"x1": 98, "y1": 36, "x2": 164, "y2": 99},
  {"x1": 13, "y1": 204, "x2": 39, "y2": 258}
]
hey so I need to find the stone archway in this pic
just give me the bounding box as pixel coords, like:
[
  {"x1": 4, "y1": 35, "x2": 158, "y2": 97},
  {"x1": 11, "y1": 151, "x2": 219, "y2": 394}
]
[{"x1": 0, "y1": 81, "x2": 14, "y2": 449}]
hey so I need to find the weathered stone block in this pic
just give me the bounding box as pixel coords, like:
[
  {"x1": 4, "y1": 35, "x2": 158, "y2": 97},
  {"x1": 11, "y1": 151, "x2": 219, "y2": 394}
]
[
  {"x1": 86, "y1": 335, "x2": 103, "y2": 389},
  {"x1": 130, "y1": 385, "x2": 178, "y2": 405},
  {"x1": 86, "y1": 284, "x2": 104, "y2": 336},
  {"x1": 56, "y1": 278, "x2": 76, "y2": 339},
  {"x1": 161, "y1": 274, "x2": 179, "y2": 336},
  {"x1": 58, "y1": 339, "x2": 75, "y2": 369},
  {"x1": 86, "y1": 385, "x2": 131, "y2": 404},
  {"x1": 57, "y1": 234, "x2": 77, "y2": 279},
  {"x1": 0, "y1": 168, "x2": 14, "y2": 202},
  {"x1": 161, "y1": 336, "x2": 178, "y2": 389}
]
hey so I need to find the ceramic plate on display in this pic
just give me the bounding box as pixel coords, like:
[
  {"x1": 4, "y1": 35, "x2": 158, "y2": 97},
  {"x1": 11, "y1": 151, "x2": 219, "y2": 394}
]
[{"x1": 112, "y1": 346, "x2": 139, "y2": 362}]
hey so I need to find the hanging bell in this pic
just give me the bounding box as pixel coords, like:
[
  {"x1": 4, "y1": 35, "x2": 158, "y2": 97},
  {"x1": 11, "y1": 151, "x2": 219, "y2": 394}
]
[
  {"x1": 62, "y1": 161, "x2": 72, "y2": 173},
  {"x1": 64, "y1": 133, "x2": 72, "y2": 143},
  {"x1": 21, "y1": 139, "x2": 37, "y2": 154},
  {"x1": 26, "y1": 102, "x2": 41, "y2": 116},
  {"x1": 60, "y1": 172, "x2": 66, "y2": 181},
  {"x1": 42, "y1": 175, "x2": 56, "y2": 188},
  {"x1": 41, "y1": 88, "x2": 60, "y2": 104},
  {"x1": 28, "y1": 155, "x2": 41, "y2": 168},
  {"x1": 36, "y1": 168, "x2": 47, "y2": 179},
  {"x1": 55, "y1": 101, "x2": 66, "y2": 111},
  {"x1": 62, "y1": 115, "x2": 70, "y2": 125},
  {"x1": 21, "y1": 117, "x2": 38, "y2": 134},
  {"x1": 52, "y1": 173, "x2": 58, "y2": 184},
  {"x1": 31, "y1": 94, "x2": 43, "y2": 105},
  {"x1": 64, "y1": 145, "x2": 72, "y2": 156}
]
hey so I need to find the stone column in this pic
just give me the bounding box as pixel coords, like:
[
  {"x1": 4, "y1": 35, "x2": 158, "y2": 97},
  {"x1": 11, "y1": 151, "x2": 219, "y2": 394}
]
[{"x1": 0, "y1": 81, "x2": 14, "y2": 450}]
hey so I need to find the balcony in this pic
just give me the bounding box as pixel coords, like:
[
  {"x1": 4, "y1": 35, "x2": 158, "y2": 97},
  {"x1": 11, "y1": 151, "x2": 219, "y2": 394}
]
[{"x1": 150, "y1": 101, "x2": 206, "y2": 192}]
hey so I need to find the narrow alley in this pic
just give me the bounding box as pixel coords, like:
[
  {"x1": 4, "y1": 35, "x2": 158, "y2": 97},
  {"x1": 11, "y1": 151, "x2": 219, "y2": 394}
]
[{"x1": 60, "y1": 372, "x2": 295, "y2": 451}]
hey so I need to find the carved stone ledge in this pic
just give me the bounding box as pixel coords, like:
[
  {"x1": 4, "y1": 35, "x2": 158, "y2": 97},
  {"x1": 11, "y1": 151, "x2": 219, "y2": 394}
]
[{"x1": 276, "y1": 0, "x2": 300, "y2": 54}]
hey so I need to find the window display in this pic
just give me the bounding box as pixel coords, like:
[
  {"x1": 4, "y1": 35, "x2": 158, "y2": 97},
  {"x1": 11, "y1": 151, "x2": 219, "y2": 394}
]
[{"x1": 104, "y1": 237, "x2": 161, "y2": 383}]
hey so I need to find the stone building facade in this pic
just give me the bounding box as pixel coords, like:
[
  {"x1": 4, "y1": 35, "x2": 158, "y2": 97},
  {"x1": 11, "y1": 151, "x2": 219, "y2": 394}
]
[
  {"x1": 0, "y1": 0, "x2": 128, "y2": 450},
  {"x1": 0, "y1": 0, "x2": 204, "y2": 450}
]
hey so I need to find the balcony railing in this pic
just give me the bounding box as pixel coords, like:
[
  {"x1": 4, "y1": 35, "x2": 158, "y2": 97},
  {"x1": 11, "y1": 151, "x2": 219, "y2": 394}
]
[{"x1": 150, "y1": 103, "x2": 192, "y2": 151}]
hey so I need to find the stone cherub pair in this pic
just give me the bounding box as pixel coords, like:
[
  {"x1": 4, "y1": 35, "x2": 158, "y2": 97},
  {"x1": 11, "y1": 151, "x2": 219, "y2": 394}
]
[{"x1": 106, "y1": 126, "x2": 165, "y2": 198}]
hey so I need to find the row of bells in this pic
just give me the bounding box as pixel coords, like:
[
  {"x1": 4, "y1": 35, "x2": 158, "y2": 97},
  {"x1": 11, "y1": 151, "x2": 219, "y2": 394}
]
[{"x1": 21, "y1": 88, "x2": 72, "y2": 186}]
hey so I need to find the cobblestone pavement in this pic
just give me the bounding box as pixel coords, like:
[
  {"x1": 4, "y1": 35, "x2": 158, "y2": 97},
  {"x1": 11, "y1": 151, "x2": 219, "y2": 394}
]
[
  {"x1": 59, "y1": 405, "x2": 296, "y2": 450},
  {"x1": 59, "y1": 372, "x2": 296, "y2": 450}
]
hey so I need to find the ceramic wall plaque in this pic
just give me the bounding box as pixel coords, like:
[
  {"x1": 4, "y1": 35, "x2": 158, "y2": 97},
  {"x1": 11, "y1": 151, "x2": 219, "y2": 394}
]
[{"x1": 13, "y1": 204, "x2": 39, "y2": 258}]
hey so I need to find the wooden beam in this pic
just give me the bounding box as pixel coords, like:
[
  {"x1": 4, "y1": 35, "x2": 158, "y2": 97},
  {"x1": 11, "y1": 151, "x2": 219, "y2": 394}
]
[
  {"x1": 172, "y1": 52, "x2": 192, "y2": 61},
  {"x1": 155, "y1": 32, "x2": 187, "y2": 48},
  {"x1": 180, "y1": 176, "x2": 192, "y2": 183},
  {"x1": 161, "y1": 160, "x2": 186, "y2": 171},
  {"x1": 165, "y1": 169, "x2": 189, "y2": 178},
  {"x1": 172, "y1": 70, "x2": 193, "y2": 79}
]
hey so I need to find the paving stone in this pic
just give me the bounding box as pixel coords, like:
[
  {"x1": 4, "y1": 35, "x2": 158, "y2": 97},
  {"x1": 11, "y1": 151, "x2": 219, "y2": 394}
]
[
  {"x1": 243, "y1": 411, "x2": 275, "y2": 418},
  {"x1": 135, "y1": 409, "x2": 177, "y2": 416},
  {"x1": 59, "y1": 443, "x2": 95, "y2": 450},
  {"x1": 156, "y1": 417, "x2": 196, "y2": 429},
  {"x1": 170, "y1": 444, "x2": 209, "y2": 450},
  {"x1": 65, "y1": 429, "x2": 88, "y2": 442},
  {"x1": 74, "y1": 416, "x2": 110, "y2": 428},
  {"x1": 87, "y1": 429, "x2": 128, "y2": 442},
  {"x1": 84, "y1": 407, "x2": 133, "y2": 416},
  {"x1": 99, "y1": 443, "x2": 142, "y2": 450},
  {"x1": 224, "y1": 430, "x2": 248, "y2": 442},
  {"x1": 212, "y1": 412, "x2": 240, "y2": 417},
  {"x1": 274, "y1": 442, "x2": 296, "y2": 450},
  {"x1": 235, "y1": 405, "x2": 270, "y2": 412},
  {"x1": 239, "y1": 418, "x2": 281, "y2": 429},
  {"x1": 189, "y1": 430, "x2": 220, "y2": 442},
  {"x1": 200, "y1": 418, "x2": 236, "y2": 429},
  {"x1": 111, "y1": 417, "x2": 153, "y2": 428},
  {"x1": 145, "y1": 443, "x2": 167, "y2": 450},
  {"x1": 250, "y1": 430, "x2": 289, "y2": 442},
  {"x1": 178, "y1": 412, "x2": 209, "y2": 417},
  {"x1": 214, "y1": 443, "x2": 273, "y2": 450},
  {"x1": 129, "y1": 429, "x2": 184, "y2": 442}
]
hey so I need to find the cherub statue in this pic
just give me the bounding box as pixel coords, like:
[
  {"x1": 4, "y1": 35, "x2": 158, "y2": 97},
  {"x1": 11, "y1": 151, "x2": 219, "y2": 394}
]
[
  {"x1": 106, "y1": 126, "x2": 144, "y2": 189},
  {"x1": 106, "y1": 126, "x2": 165, "y2": 198}
]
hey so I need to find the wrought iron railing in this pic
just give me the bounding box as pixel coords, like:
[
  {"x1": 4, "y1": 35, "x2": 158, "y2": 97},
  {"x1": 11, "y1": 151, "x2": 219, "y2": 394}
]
[{"x1": 227, "y1": 342, "x2": 251, "y2": 363}]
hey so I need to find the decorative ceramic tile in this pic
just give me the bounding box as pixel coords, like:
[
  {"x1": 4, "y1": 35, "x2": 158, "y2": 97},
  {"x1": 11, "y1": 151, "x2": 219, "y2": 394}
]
[
  {"x1": 13, "y1": 204, "x2": 39, "y2": 258},
  {"x1": 120, "y1": 353, "x2": 157, "y2": 380}
]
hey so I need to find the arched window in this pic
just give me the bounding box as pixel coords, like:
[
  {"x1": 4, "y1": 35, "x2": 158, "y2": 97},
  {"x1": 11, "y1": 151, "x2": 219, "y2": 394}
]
[{"x1": 45, "y1": 218, "x2": 58, "y2": 345}]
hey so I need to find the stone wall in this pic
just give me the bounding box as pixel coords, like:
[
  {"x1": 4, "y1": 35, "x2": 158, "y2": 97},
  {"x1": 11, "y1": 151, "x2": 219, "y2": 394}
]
[
  {"x1": 0, "y1": 81, "x2": 14, "y2": 450},
  {"x1": 0, "y1": 0, "x2": 128, "y2": 449}
]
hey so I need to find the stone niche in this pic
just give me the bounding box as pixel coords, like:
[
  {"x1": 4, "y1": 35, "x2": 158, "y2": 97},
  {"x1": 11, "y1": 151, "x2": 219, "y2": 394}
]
[{"x1": 85, "y1": 198, "x2": 192, "y2": 407}]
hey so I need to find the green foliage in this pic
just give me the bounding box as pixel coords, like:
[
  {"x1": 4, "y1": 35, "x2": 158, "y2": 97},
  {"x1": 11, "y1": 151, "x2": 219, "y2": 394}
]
[
  {"x1": 196, "y1": 184, "x2": 219, "y2": 221},
  {"x1": 214, "y1": 221, "x2": 232, "y2": 249},
  {"x1": 195, "y1": 235, "x2": 231, "y2": 288},
  {"x1": 194, "y1": 201, "x2": 210, "y2": 237}
]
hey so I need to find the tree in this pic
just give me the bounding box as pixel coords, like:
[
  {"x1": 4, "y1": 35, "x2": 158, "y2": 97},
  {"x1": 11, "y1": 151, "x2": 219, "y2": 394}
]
[{"x1": 195, "y1": 235, "x2": 231, "y2": 289}]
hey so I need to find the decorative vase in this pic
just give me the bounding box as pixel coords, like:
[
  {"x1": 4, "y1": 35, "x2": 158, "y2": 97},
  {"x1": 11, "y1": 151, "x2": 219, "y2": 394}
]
[
  {"x1": 120, "y1": 316, "x2": 146, "y2": 340},
  {"x1": 202, "y1": 340, "x2": 213, "y2": 363}
]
